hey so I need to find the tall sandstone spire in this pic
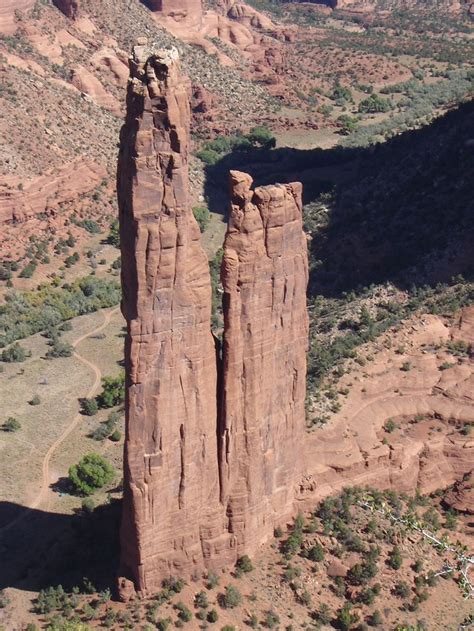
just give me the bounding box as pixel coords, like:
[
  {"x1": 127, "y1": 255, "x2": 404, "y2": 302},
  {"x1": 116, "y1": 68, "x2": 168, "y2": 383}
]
[
  {"x1": 220, "y1": 171, "x2": 309, "y2": 554},
  {"x1": 117, "y1": 45, "x2": 232, "y2": 594},
  {"x1": 118, "y1": 44, "x2": 308, "y2": 595}
]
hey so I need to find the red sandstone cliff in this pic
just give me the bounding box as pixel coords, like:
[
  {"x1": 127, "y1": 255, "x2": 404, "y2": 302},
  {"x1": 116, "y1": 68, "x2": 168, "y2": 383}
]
[
  {"x1": 52, "y1": 0, "x2": 79, "y2": 19},
  {"x1": 117, "y1": 44, "x2": 232, "y2": 594},
  {"x1": 220, "y1": 171, "x2": 309, "y2": 554}
]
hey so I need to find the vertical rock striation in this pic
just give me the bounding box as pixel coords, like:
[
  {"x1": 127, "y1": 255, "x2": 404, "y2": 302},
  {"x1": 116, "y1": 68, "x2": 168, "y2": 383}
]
[
  {"x1": 117, "y1": 45, "x2": 231, "y2": 594},
  {"x1": 118, "y1": 44, "x2": 308, "y2": 594},
  {"x1": 220, "y1": 171, "x2": 309, "y2": 554}
]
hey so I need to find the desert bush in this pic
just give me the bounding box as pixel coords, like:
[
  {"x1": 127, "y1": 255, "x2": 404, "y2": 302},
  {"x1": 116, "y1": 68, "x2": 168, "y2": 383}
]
[
  {"x1": 220, "y1": 585, "x2": 242, "y2": 609},
  {"x1": 2, "y1": 417, "x2": 21, "y2": 432},
  {"x1": 1, "y1": 342, "x2": 29, "y2": 362}
]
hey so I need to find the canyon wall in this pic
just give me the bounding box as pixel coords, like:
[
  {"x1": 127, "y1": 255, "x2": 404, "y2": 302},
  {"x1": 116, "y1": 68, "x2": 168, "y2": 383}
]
[
  {"x1": 118, "y1": 44, "x2": 308, "y2": 594},
  {"x1": 220, "y1": 171, "x2": 309, "y2": 555},
  {"x1": 117, "y1": 45, "x2": 233, "y2": 593}
]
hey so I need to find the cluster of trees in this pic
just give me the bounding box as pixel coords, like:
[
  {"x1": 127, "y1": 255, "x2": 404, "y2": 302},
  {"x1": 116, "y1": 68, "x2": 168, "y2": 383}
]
[
  {"x1": 196, "y1": 126, "x2": 276, "y2": 166},
  {"x1": 68, "y1": 453, "x2": 114, "y2": 496},
  {"x1": 0, "y1": 275, "x2": 121, "y2": 347}
]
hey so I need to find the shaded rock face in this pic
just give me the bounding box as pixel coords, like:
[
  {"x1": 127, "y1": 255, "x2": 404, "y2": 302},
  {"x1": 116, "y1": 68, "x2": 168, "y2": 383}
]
[
  {"x1": 117, "y1": 45, "x2": 233, "y2": 592},
  {"x1": 220, "y1": 171, "x2": 309, "y2": 553},
  {"x1": 118, "y1": 45, "x2": 308, "y2": 594},
  {"x1": 52, "y1": 0, "x2": 80, "y2": 19}
]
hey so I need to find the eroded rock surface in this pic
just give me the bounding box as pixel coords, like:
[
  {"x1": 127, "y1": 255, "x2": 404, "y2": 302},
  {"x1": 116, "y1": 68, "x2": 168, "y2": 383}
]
[
  {"x1": 220, "y1": 171, "x2": 309, "y2": 553},
  {"x1": 118, "y1": 45, "x2": 232, "y2": 594},
  {"x1": 52, "y1": 0, "x2": 80, "y2": 19},
  {"x1": 118, "y1": 45, "x2": 309, "y2": 593}
]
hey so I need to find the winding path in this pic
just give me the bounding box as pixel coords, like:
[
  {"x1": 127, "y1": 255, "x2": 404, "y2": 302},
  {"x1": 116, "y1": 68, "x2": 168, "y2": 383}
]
[{"x1": 0, "y1": 306, "x2": 120, "y2": 536}]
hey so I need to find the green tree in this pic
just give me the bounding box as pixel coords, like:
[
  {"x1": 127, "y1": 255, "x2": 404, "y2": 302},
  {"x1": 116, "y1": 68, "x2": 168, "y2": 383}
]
[
  {"x1": 358, "y1": 93, "x2": 392, "y2": 114},
  {"x1": 46, "y1": 340, "x2": 73, "y2": 359},
  {"x1": 97, "y1": 373, "x2": 125, "y2": 408},
  {"x1": 337, "y1": 114, "x2": 358, "y2": 135},
  {"x1": 246, "y1": 126, "x2": 276, "y2": 149},
  {"x1": 68, "y1": 453, "x2": 114, "y2": 496}
]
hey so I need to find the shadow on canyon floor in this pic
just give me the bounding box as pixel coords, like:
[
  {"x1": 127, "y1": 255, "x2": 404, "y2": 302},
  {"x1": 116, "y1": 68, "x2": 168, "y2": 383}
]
[
  {"x1": 0, "y1": 500, "x2": 121, "y2": 592},
  {"x1": 203, "y1": 100, "x2": 474, "y2": 297}
]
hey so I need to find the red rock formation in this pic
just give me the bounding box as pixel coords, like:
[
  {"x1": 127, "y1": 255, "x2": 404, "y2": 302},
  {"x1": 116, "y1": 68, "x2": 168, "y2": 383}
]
[
  {"x1": 142, "y1": 0, "x2": 203, "y2": 25},
  {"x1": 118, "y1": 44, "x2": 310, "y2": 592},
  {"x1": 52, "y1": 0, "x2": 80, "y2": 19},
  {"x1": 0, "y1": 159, "x2": 106, "y2": 225},
  {"x1": 117, "y1": 44, "x2": 233, "y2": 594},
  {"x1": 220, "y1": 171, "x2": 309, "y2": 553},
  {"x1": 445, "y1": 472, "x2": 474, "y2": 514}
]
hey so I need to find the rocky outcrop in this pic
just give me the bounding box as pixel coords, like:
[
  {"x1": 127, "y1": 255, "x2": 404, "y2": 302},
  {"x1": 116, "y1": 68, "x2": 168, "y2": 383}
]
[
  {"x1": 118, "y1": 44, "x2": 309, "y2": 593},
  {"x1": 220, "y1": 171, "x2": 309, "y2": 553},
  {"x1": 117, "y1": 44, "x2": 233, "y2": 594},
  {"x1": 444, "y1": 472, "x2": 474, "y2": 514},
  {"x1": 52, "y1": 0, "x2": 80, "y2": 19},
  {"x1": 142, "y1": 0, "x2": 203, "y2": 27},
  {"x1": 71, "y1": 66, "x2": 121, "y2": 115},
  {"x1": 0, "y1": 159, "x2": 106, "y2": 225}
]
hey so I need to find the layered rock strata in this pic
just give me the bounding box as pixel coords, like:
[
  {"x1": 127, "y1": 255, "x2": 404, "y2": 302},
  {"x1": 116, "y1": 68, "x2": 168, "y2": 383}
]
[
  {"x1": 118, "y1": 45, "x2": 309, "y2": 594},
  {"x1": 220, "y1": 171, "x2": 309, "y2": 554},
  {"x1": 117, "y1": 45, "x2": 232, "y2": 593}
]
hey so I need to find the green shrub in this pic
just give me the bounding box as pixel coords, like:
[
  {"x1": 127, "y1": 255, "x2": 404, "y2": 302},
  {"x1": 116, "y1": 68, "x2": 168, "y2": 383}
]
[
  {"x1": 175, "y1": 602, "x2": 192, "y2": 622},
  {"x1": 46, "y1": 340, "x2": 73, "y2": 359},
  {"x1": 264, "y1": 610, "x2": 280, "y2": 628},
  {"x1": 207, "y1": 609, "x2": 218, "y2": 623},
  {"x1": 68, "y1": 453, "x2": 114, "y2": 496},
  {"x1": 79, "y1": 219, "x2": 101, "y2": 234},
  {"x1": 1, "y1": 342, "x2": 28, "y2": 362},
  {"x1": 0, "y1": 589, "x2": 11, "y2": 608},
  {"x1": 336, "y1": 603, "x2": 359, "y2": 631},
  {"x1": 107, "y1": 219, "x2": 120, "y2": 247},
  {"x1": 193, "y1": 206, "x2": 210, "y2": 233},
  {"x1": 109, "y1": 429, "x2": 121, "y2": 442},
  {"x1": 2, "y1": 417, "x2": 21, "y2": 432},
  {"x1": 246, "y1": 125, "x2": 276, "y2": 148},
  {"x1": 388, "y1": 545, "x2": 403, "y2": 570},
  {"x1": 81, "y1": 498, "x2": 95, "y2": 514},
  {"x1": 358, "y1": 94, "x2": 392, "y2": 114},
  {"x1": 80, "y1": 398, "x2": 99, "y2": 416},
  {"x1": 19, "y1": 261, "x2": 37, "y2": 278},
  {"x1": 236, "y1": 555, "x2": 254, "y2": 573},
  {"x1": 29, "y1": 394, "x2": 41, "y2": 406},
  {"x1": 196, "y1": 149, "x2": 220, "y2": 165},
  {"x1": 220, "y1": 585, "x2": 242, "y2": 609},
  {"x1": 97, "y1": 373, "x2": 125, "y2": 408}
]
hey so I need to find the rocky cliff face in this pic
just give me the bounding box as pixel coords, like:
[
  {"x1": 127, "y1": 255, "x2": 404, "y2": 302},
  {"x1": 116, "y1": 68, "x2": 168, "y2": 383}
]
[
  {"x1": 118, "y1": 45, "x2": 309, "y2": 594},
  {"x1": 0, "y1": 0, "x2": 35, "y2": 34},
  {"x1": 220, "y1": 171, "x2": 309, "y2": 554},
  {"x1": 117, "y1": 44, "x2": 233, "y2": 593},
  {"x1": 52, "y1": 0, "x2": 79, "y2": 19}
]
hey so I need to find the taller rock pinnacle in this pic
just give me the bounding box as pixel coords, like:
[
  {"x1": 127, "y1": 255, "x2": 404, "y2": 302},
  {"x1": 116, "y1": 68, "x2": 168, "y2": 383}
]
[{"x1": 117, "y1": 44, "x2": 231, "y2": 594}]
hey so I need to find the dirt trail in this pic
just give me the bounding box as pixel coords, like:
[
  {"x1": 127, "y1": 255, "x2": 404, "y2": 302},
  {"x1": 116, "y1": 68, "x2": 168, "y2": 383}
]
[{"x1": 0, "y1": 307, "x2": 120, "y2": 536}]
